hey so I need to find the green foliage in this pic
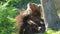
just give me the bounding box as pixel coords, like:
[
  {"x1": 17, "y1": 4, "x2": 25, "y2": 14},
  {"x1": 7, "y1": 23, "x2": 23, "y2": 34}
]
[
  {"x1": 18, "y1": 0, "x2": 40, "y2": 9},
  {"x1": 43, "y1": 29, "x2": 60, "y2": 34},
  {"x1": 0, "y1": 7, "x2": 17, "y2": 34},
  {"x1": 0, "y1": 0, "x2": 18, "y2": 34}
]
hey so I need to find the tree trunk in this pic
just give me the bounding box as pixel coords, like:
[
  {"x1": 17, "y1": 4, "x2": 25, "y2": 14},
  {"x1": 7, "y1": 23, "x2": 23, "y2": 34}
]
[{"x1": 40, "y1": 0, "x2": 60, "y2": 30}]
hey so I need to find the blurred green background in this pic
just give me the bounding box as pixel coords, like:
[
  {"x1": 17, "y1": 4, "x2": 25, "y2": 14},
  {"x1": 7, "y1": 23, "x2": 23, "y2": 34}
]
[{"x1": 0, "y1": 0, "x2": 60, "y2": 34}]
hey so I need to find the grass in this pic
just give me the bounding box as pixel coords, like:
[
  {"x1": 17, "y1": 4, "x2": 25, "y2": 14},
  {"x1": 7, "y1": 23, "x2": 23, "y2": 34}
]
[{"x1": 43, "y1": 29, "x2": 60, "y2": 34}]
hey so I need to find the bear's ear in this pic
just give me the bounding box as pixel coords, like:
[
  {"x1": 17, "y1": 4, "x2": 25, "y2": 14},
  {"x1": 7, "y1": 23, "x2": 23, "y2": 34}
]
[
  {"x1": 27, "y1": 3, "x2": 31, "y2": 10},
  {"x1": 27, "y1": 3, "x2": 35, "y2": 11},
  {"x1": 37, "y1": 4, "x2": 42, "y2": 8},
  {"x1": 26, "y1": 3, "x2": 34, "y2": 10}
]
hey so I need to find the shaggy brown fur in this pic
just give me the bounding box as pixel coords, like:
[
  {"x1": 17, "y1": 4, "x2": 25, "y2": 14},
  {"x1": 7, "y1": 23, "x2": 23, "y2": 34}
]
[{"x1": 15, "y1": 3, "x2": 46, "y2": 34}]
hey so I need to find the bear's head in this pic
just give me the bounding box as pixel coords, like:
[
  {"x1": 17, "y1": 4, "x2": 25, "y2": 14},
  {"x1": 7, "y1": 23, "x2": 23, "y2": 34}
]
[{"x1": 27, "y1": 3, "x2": 42, "y2": 17}]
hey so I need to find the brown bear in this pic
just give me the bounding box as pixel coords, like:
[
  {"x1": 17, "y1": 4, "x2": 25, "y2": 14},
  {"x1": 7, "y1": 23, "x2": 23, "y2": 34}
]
[{"x1": 15, "y1": 3, "x2": 46, "y2": 34}]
